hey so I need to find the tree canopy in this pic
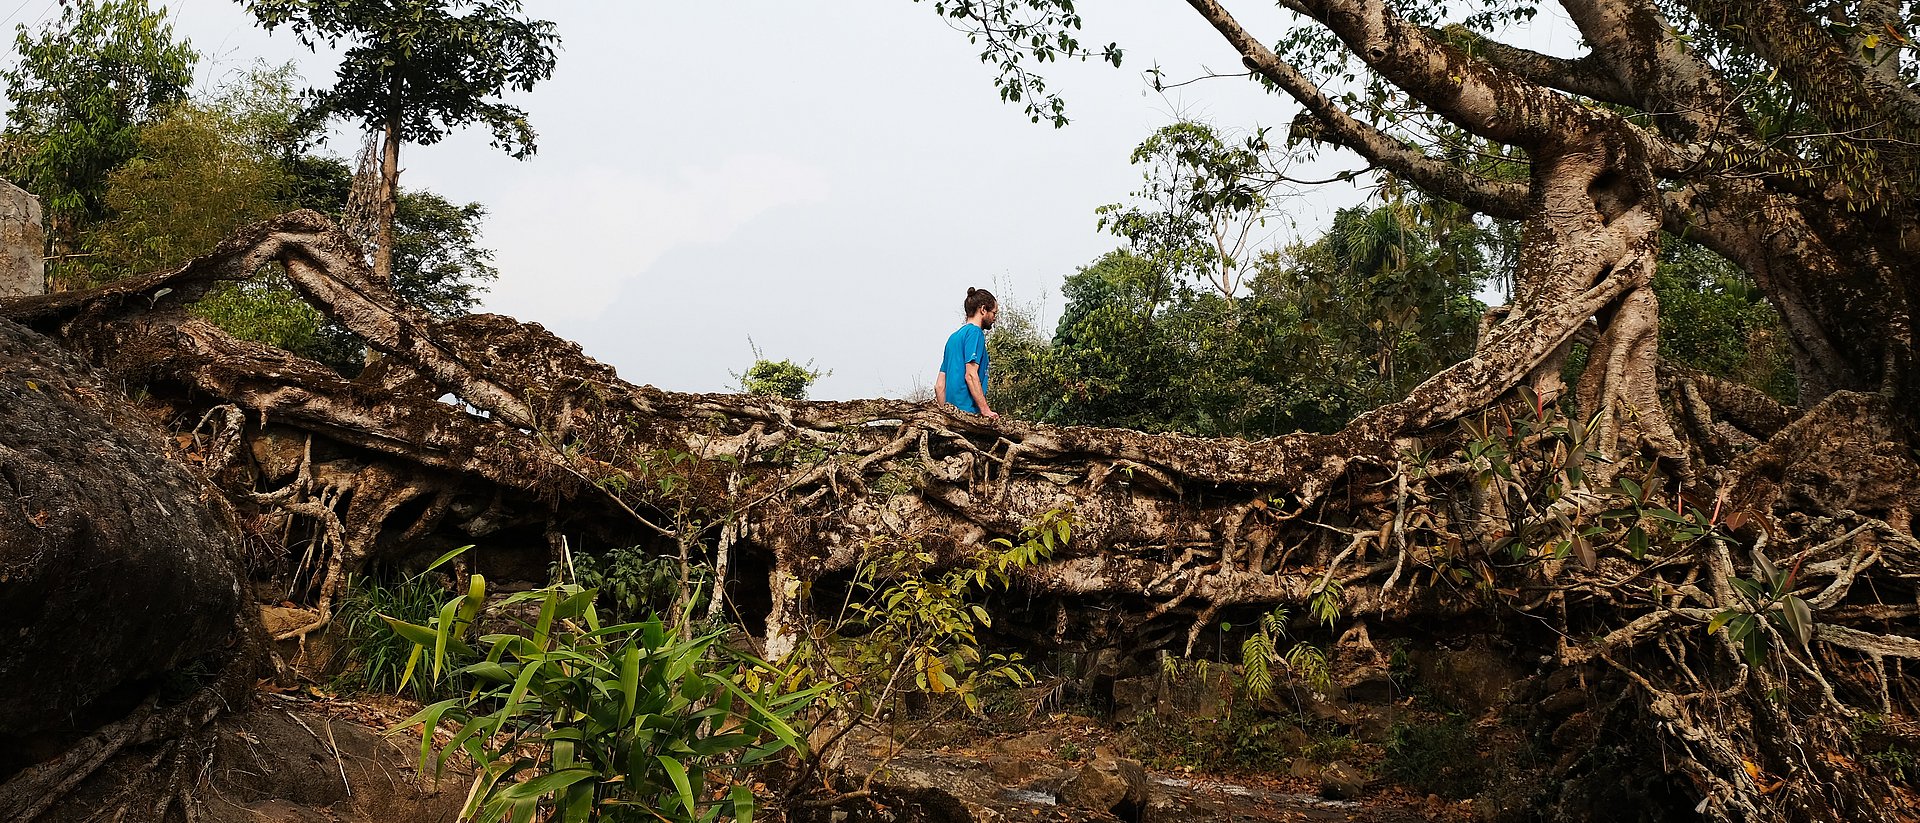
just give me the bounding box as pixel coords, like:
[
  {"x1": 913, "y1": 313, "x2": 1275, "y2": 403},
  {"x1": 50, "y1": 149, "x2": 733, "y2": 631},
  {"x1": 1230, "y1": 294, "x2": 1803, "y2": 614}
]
[
  {"x1": 241, "y1": 0, "x2": 557, "y2": 282},
  {"x1": 0, "y1": 0, "x2": 194, "y2": 251}
]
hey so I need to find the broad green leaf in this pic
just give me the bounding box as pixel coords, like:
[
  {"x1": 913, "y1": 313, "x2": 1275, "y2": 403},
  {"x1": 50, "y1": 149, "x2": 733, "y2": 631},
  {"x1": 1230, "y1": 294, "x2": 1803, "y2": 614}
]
[
  {"x1": 1781, "y1": 595, "x2": 1813, "y2": 646},
  {"x1": 1707, "y1": 609, "x2": 1740, "y2": 635}
]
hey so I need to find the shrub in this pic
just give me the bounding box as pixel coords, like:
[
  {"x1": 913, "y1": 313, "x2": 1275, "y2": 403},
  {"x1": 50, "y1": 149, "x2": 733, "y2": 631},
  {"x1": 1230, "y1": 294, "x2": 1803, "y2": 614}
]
[
  {"x1": 1383, "y1": 716, "x2": 1487, "y2": 798},
  {"x1": 334, "y1": 569, "x2": 461, "y2": 701},
  {"x1": 390, "y1": 580, "x2": 820, "y2": 822}
]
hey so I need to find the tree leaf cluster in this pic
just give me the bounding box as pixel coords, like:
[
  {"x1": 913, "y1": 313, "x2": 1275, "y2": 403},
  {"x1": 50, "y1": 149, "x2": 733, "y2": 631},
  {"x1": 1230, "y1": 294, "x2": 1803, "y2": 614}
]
[
  {"x1": 242, "y1": 0, "x2": 558, "y2": 157},
  {"x1": 0, "y1": 0, "x2": 194, "y2": 233}
]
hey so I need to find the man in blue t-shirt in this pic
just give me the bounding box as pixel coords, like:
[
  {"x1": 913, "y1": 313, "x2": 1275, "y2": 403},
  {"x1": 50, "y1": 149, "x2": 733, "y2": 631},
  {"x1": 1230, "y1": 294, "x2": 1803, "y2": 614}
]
[{"x1": 936, "y1": 287, "x2": 999, "y2": 419}]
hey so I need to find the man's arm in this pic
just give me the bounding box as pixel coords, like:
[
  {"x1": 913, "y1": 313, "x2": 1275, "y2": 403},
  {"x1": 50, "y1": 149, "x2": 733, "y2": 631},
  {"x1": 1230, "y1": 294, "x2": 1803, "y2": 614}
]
[
  {"x1": 934, "y1": 371, "x2": 947, "y2": 405},
  {"x1": 965, "y1": 361, "x2": 998, "y2": 419}
]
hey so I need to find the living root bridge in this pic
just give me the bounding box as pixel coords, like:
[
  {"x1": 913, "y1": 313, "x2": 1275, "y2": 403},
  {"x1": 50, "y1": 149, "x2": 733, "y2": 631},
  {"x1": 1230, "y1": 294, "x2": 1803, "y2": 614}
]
[{"x1": 3, "y1": 210, "x2": 1918, "y2": 822}]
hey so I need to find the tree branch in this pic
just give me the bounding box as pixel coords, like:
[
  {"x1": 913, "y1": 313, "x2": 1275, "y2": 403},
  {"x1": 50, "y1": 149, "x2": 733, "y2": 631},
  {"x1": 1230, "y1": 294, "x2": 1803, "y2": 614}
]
[{"x1": 1182, "y1": 0, "x2": 1528, "y2": 219}]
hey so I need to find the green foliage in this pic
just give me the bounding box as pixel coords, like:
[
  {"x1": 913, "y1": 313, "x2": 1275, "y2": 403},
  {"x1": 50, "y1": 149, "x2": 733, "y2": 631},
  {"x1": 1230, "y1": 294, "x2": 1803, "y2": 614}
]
[
  {"x1": 1652, "y1": 238, "x2": 1796, "y2": 403},
  {"x1": 994, "y1": 135, "x2": 1496, "y2": 437},
  {"x1": 1233, "y1": 606, "x2": 1331, "y2": 701},
  {"x1": 1854, "y1": 716, "x2": 1918, "y2": 783},
  {"x1": 1384, "y1": 716, "x2": 1489, "y2": 799},
  {"x1": 1096, "y1": 121, "x2": 1282, "y2": 298},
  {"x1": 0, "y1": 0, "x2": 195, "y2": 237},
  {"x1": 735, "y1": 355, "x2": 827, "y2": 400},
  {"x1": 76, "y1": 64, "x2": 299, "y2": 282},
  {"x1": 792, "y1": 507, "x2": 1068, "y2": 751},
  {"x1": 334, "y1": 570, "x2": 461, "y2": 701},
  {"x1": 981, "y1": 295, "x2": 1055, "y2": 415},
  {"x1": 559, "y1": 545, "x2": 696, "y2": 624},
  {"x1": 242, "y1": 0, "x2": 558, "y2": 158},
  {"x1": 389, "y1": 190, "x2": 501, "y2": 317},
  {"x1": 909, "y1": 0, "x2": 1120, "y2": 127},
  {"x1": 1124, "y1": 708, "x2": 1303, "y2": 773},
  {"x1": 1707, "y1": 548, "x2": 1814, "y2": 669},
  {"x1": 391, "y1": 578, "x2": 818, "y2": 822}
]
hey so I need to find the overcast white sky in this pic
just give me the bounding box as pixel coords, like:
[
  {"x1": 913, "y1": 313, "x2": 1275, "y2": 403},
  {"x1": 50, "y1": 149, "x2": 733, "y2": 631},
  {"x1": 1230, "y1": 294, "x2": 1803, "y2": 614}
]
[{"x1": 17, "y1": 1, "x2": 1576, "y2": 398}]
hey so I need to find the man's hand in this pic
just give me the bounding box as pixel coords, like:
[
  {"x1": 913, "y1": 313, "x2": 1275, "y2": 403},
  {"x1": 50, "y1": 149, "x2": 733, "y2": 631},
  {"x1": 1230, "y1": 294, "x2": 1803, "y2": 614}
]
[{"x1": 981, "y1": 409, "x2": 1001, "y2": 421}]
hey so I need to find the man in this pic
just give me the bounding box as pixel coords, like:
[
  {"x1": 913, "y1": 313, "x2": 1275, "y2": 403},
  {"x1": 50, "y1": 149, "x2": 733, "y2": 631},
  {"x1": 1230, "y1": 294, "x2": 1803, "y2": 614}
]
[{"x1": 936, "y1": 287, "x2": 999, "y2": 419}]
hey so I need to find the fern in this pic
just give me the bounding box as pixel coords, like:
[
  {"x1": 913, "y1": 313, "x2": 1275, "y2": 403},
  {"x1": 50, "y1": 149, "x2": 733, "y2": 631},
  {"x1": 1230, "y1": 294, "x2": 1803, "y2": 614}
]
[
  {"x1": 1310, "y1": 579, "x2": 1344, "y2": 627},
  {"x1": 1241, "y1": 632, "x2": 1275, "y2": 699},
  {"x1": 1285, "y1": 642, "x2": 1332, "y2": 693}
]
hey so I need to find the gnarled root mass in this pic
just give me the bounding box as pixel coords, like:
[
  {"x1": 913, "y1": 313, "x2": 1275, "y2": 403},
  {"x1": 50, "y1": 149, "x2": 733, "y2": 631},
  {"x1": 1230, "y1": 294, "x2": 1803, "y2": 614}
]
[{"x1": 3, "y1": 211, "x2": 1916, "y2": 822}]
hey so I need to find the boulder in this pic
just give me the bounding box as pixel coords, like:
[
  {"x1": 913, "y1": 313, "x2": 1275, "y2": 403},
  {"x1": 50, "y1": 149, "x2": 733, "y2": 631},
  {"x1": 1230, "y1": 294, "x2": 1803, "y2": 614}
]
[
  {"x1": 1056, "y1": 749, "x2": 1150, "y2": 815},
  {"x1": 0, "y1": 317, "x2": 243, "y2": 740},
  {"x1": 1319, "y1": 761, "x2": 1369, "y2": 800}
]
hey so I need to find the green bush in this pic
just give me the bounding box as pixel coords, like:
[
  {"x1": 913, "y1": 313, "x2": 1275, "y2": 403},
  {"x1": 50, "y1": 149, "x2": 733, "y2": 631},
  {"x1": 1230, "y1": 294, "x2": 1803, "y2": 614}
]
[
  {"x1": 390, "y1": 580, "x2": 819, "y2": 822},
  {"x1": 558, "y1": 545, "x2": 695, "y2": 624},
  {"x1": 334, "y1": 570, "x2": 462, "y2": 701},
  {"x1": 1383, "y1": 716, "x2": 1487, "y2": 798}
]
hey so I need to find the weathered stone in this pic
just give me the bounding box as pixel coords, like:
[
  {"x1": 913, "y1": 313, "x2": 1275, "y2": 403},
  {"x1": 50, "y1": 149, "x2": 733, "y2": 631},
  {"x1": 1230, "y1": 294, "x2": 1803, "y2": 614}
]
[
  {"x1": 1416, "y1": 637, "x2": 1523, "y2": 716},
  {"x1": 0, "y1": 179, "x2": 41, "y2": 299},
  {"x1": 261, "y1": 605, "x2": 320, "y2": 636},
  {"x1": 1110, "y1": 669, "x2": 1233, "y2": 722},
  {"x1": 1056, "y1": 750, "x2": 1149, "y2": 815},
  {"x1": 1318, "y1": 761, "x2": 1368, "y2": 800},
  {"x1": 1288, "y1": 757, "x2": 1322, "y2": 780},
  {"x1": 0, "y1": 317, "x2": 243, "y2": 738},
  {"x1": 986, "y1": 731, "x2": 1069, "y2": 785}
]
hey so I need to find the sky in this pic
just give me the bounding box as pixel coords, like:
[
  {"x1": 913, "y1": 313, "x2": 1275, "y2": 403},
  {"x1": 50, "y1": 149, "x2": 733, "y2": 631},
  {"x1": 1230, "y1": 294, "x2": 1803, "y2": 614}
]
[{"x1": 14, "y1": 1, "x2": 1577, "y2": 399}]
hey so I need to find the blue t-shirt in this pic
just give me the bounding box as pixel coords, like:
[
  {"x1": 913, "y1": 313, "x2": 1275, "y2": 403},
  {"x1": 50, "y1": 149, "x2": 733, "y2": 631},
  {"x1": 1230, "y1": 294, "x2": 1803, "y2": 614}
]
[{"x1": 939, "y1": 323, "x2": 990, "y2": 412}]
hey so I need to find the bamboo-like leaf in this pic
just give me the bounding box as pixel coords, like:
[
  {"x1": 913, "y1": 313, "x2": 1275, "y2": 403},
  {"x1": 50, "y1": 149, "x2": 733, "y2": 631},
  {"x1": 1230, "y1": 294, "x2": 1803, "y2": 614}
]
[
  {"x1": 390, "y1": 698, "x2": 461, "y2": 773},
  {"x1": 382, "y1": 616, "x2": 440, "y2": 648},
  {"x1": 493, "y1": 658, "x2": 545, "y2": 738},
  {"x1": 619, "y1": 645, "x2": 640, "y2": 725},
  {"x1": 419, "y1": 544, "x2": 475, "y2": 577},
  {"x1": 397, "y1": 643, "x2": 423, "y2": 693},
  {"x1": 433, "y1": 594, "x2": 464, "y2": 682},
  {"x1": 731, "y1": 785, "x2": 756, "y2": 823},
  {"x1": 456, "y1": 573, "x2": 487, "y2": 631},
  {"x1": 532, "y1": 590, "x2": 559, "y2": 651},
  {"x1": 495, "y1": 767, "x2": 595, "y2": 801},
  {"x1": 658, "y1": 756, "x2": 697, "y2": 817}
]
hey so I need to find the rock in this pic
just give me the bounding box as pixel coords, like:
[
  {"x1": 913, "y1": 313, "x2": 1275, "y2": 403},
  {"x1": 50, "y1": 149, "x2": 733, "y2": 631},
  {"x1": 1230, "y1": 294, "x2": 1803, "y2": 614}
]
[
  {"x1": 986, "y1": 752, "x2": 1066, "y2": 787},
  {"x1": 261, "y1": 605, "x2": 320, "y2": 636},
  {"x1": 0, "y1": 317, "x2": 244, "y2": 738},
  {"x1": 1110, "y1": 668, "x2": 1233, "y2": 723},
  {"x1": 1056, "y1": 750, "x2": 1149, "y2": 815},
  {"x1": 1417, "y1": 637, "x2": 1523, "y2": 715},
  {"x1": 1110, "y1": 674, "x2": 1159, "y2": 722},
  {"x1": 1288, "y1": 757, "x2": 1322, "y2": 780},
  {"x1": 1319, "y1": 761, "x2": 1369, "y2": 800}
]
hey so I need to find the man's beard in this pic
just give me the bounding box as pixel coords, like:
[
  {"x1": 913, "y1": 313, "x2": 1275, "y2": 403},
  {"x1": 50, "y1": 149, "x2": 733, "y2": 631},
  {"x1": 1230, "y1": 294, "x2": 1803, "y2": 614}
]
[{"x1": 981, "y1": 319, "x2": 995, "y2": 331}]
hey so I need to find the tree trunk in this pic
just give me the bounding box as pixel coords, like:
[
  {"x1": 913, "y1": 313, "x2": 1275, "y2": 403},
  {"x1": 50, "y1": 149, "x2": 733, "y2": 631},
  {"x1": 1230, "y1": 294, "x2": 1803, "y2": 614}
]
[{"x1": 374, "y1": 105, "x2": 401, "y2": 287}]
